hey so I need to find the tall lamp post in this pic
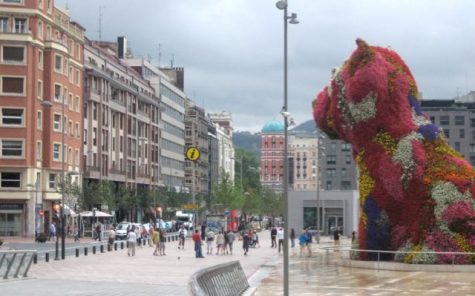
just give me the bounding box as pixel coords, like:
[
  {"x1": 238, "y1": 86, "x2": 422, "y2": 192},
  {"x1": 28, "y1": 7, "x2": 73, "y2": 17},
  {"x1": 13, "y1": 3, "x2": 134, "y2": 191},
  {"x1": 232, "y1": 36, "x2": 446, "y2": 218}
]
[
  {"x1": 276, "y1": 1, "x2": 298, "y2": 295},
  {"x1": 315, "y1": 134, "x2": 325, "y2": 244}
]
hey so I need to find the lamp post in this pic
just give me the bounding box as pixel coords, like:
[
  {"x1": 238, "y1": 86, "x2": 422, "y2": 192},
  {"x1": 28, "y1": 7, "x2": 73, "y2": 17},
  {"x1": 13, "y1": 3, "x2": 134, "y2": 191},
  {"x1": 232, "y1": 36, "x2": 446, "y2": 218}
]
[
  {"x1": 276, "y1": 1, "x2": 298, "y2": 295},
  {"x1": 315, "y1": 134, "x2": 325, "y2": 244}
]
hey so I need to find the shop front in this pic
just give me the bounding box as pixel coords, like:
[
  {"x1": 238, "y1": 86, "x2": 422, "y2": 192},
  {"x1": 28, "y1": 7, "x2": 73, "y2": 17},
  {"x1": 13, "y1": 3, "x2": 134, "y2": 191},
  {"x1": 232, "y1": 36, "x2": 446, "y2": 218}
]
[{"x1": 0, "y1": 203, "x2": 25, "y2": 236}]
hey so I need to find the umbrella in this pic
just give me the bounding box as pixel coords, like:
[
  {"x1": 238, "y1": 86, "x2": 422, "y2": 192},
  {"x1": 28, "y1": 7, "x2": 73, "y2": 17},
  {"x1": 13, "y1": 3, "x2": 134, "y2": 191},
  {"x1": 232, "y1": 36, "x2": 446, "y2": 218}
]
[{"x1": 79, "y1": 210, "x2": 113, "y2": 217}]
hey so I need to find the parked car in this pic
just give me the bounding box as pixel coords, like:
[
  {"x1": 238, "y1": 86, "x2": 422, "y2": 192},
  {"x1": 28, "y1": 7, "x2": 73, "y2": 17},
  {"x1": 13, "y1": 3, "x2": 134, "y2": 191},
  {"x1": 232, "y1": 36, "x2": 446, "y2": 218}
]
[{"x1": 115, "y1": 222, "x2": 142, "y2": 240}]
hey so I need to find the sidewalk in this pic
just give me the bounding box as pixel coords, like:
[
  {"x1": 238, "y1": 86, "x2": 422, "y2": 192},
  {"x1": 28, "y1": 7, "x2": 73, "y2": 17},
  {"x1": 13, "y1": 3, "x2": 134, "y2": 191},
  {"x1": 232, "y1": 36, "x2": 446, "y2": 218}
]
[{"x1": 0, "y1": 230, "x2": 281, "y2": 295}]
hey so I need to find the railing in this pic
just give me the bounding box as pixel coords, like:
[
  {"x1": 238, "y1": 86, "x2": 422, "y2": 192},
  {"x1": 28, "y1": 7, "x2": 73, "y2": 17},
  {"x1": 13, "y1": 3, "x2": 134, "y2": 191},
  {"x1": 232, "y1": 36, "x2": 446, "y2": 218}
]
[
  {"x1": 190, "y1": 261, "x2": 250, "y2": 296},
  {"x1": 325, "y1": 246, "x2": 475, "y2": 271},
  {"x1": 0, "y1": 250, "x2": 36, "y2": 280}
]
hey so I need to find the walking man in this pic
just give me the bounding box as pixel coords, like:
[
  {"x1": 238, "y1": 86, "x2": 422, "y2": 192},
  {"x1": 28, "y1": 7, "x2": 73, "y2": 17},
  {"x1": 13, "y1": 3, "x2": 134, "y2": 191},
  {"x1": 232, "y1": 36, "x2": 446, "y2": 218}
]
[
  {"x1": 48, "y1": 222, "x2": 56, "y2": 241},
  {"x1": 277, "y1": 227, "x2": 284, "y2": 253},
  {"x1": 178, "y1": 225, "x2": 187, "y2": 250},
  {"x1": 127, "y1": 226, "x2": 137, "y2": 256},
  {"x1": 227, "y1": 230, "x2": 235, "y2": 255},
  {"x1": 271, "y1": 227, "x2": 277, "y2": 248}
]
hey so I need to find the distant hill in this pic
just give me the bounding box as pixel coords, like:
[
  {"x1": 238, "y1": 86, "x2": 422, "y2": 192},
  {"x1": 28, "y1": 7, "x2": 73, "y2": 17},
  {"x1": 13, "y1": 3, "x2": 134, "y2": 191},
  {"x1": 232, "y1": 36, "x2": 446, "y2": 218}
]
[{"x1": 233, "y1": 131, "x2": 260, "y2": 158}]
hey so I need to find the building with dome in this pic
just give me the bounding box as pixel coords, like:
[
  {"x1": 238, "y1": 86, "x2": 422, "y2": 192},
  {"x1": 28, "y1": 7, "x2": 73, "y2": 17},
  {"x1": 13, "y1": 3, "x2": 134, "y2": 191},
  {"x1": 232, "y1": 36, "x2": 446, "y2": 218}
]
[{"x1": 260, "y1": 120, "x2": 285, "y2": 191}]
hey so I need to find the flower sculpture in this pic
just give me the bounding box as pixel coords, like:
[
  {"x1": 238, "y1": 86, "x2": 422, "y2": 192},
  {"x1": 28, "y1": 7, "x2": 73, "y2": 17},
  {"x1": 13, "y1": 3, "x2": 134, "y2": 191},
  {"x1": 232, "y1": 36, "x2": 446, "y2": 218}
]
[{"x1": 313, "y1": 39, "x2": 474, "y2": 264}]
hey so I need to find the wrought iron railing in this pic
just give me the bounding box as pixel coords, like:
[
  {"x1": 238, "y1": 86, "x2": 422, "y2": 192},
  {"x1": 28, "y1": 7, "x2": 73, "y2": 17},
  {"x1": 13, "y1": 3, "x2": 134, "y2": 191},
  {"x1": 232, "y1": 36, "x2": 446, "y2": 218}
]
[{"x1": 0, "y1": 250, "x2": 36, "y2": 280}]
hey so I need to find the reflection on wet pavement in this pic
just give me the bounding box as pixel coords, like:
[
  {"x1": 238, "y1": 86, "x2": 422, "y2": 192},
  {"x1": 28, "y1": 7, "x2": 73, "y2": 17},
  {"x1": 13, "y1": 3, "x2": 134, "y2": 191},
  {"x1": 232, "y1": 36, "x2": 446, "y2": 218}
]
[{"x1": 254, "y1": 249, "x2": 475, "y2": 296}]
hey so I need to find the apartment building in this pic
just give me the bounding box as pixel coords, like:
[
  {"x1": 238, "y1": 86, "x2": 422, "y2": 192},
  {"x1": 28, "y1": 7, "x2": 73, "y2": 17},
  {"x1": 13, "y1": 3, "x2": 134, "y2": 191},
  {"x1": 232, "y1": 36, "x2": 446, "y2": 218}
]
[
  {"x1": 123, "y1": 53, "x2": 186, "y2": 192},
  {"x1": 0, "y1": 0, "x2": 84, "y2": 236},
  {"x1": 421, "y1": 95, "x2": 475, "y2": 165},
  {"x1": 83, "y1": 39, "x2": 161, "y2": 220},
  {"x1": 288, "y1": 134, "x2": 319, "y2": 191},
  {"x1": 184, "y1": 101, "x2": 212, "y2": 195},
  {"x1": 209, "y1": 112, "x2": 235, "y2": 182}
]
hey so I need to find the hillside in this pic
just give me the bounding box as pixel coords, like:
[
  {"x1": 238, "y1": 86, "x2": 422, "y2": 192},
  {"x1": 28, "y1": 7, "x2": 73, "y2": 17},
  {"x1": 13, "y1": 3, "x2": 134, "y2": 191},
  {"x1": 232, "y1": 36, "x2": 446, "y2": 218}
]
[{"x1": 233, "y1": 131, "x2": 260, "y2": 158}]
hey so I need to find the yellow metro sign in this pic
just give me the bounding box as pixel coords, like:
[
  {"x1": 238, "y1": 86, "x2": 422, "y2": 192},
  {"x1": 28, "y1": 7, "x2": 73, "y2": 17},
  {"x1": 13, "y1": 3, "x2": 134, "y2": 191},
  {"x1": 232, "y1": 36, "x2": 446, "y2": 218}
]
[{"x1": 186, "y1": 147, "x2": 200, "y2": 161}]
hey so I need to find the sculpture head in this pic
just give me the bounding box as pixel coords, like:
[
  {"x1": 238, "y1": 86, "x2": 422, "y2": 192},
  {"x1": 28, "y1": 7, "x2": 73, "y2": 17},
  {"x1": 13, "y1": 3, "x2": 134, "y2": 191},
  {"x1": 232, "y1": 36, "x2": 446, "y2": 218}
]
[{"x1": 312, "y1": 39, "x2": 425, "y2": 148}]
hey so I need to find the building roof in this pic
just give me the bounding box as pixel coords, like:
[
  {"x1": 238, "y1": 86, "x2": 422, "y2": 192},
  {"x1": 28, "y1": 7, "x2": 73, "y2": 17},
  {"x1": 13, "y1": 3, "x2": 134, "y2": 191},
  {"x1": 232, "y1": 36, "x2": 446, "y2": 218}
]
[{"x1": 262, "y1": 120, "x2": 284, "y2": 133}]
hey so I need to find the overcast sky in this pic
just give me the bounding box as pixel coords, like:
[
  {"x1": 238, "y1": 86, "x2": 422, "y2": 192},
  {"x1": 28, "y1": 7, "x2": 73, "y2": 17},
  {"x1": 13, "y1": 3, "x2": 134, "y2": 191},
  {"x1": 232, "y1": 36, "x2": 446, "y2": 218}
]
[{"x1": 57, "y1": 0, "x2": 475, "y2": 132}]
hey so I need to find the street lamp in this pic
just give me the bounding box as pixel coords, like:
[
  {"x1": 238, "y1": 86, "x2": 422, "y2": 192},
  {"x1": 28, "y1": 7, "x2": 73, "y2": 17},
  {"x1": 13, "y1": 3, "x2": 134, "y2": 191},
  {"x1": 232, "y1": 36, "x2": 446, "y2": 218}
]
[
  {"x1": 315, "y1": 134, "x2": 325, "y2": 244},
  {"x1": 276, "y1": 1, "x2": 298, "y2": 296},
  {"x1": 27, "y1": 176, "x2": 39, "y2": 242}
]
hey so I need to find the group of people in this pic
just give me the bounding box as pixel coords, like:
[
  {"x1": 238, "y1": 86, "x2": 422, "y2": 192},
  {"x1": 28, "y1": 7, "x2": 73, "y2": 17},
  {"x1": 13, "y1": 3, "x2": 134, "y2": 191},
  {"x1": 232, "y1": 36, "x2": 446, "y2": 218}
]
[
  {"x1": 121, "y1": 225, "x2": 167, "y2": 257},
  {"x1": 192, "y1": 228, "x2": 237, "y2": 257}
]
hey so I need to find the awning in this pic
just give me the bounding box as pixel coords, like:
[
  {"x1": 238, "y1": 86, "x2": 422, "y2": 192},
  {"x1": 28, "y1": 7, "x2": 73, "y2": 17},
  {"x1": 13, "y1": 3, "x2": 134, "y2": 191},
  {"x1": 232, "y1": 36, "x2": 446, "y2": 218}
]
[{"x1": 79, "y1": 210, "x2": 113, "y2": 217}]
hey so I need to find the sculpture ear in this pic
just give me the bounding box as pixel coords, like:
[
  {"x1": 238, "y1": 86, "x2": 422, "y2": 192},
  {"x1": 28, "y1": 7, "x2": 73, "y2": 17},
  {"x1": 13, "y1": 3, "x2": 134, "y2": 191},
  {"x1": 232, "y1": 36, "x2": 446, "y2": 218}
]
[{"x1": 348, "y1": 38, "x2": 375, "y2": 75}]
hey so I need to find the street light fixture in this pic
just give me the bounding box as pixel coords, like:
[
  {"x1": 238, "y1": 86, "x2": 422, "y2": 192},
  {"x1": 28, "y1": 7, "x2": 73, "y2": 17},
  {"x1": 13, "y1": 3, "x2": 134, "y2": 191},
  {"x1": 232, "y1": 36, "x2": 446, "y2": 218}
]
[{"x1": 276, "y1": 1, "x2": 298, "y2": 295}]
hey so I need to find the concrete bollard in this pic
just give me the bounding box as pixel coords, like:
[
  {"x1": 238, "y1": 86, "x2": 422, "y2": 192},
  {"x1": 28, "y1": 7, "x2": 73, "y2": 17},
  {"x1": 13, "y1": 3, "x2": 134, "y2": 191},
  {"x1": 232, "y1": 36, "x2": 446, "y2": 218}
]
[
  {"x1": 33, "y1": 253, "x2": 37, "y2": 264},
  {"x1": 114, "y1": 243, "x2": 117, "y2": 251},
  {"x1": 107, "y1": 244, "x2": 111, "y2": 252},
  {"x1": 84, "y1": 247, "x2": 88, "y2": 256},
  {"x1": 45, "y1": 252, "x2": 49, "y2": 262},
  {"x1": 167, "y1": 236, "x2": 170, "y2": 242},
  {"x1": 93, "y1": 246, "x2": 96, "y2": 254},
  {"x1": 121, "y1": 241, "x2": 124, "y2": 249},
  {"x1": 75, "y1": 248, "x2": 79, "y2": 258},
  {"x1": 100, "y1": 245, "x2": 105, "y2": 253}
]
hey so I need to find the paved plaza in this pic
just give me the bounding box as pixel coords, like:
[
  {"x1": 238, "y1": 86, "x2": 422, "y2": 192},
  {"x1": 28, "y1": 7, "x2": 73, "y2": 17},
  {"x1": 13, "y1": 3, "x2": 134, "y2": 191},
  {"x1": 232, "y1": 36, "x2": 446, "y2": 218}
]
[{"x1": 1, "y1": 231, "x2": 474, "y2": 295}]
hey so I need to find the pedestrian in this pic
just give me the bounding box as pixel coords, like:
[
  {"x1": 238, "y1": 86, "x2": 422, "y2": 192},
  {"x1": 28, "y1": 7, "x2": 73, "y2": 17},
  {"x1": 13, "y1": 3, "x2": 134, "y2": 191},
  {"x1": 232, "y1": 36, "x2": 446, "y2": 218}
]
[
  {"x1": 277, "y1": 227, "x2": 284, "y2": 253},
  {"x1": 108, "y1": 227, "x2": 115, "y2": 246},
  {"x1": 271, "y1": 227, "x2": 277, "y2": 248},
  {"x1": 252, "y1": 231, "x2": 260, "y2": 248},
  {"x1": 216, "y1": 230, "x2": 225, "y2": 255},
  {"x1": 223, "y1": 229, "x2": 229, "y2": 254},
  {"x1": 242, "y1": 231, "x2": 250, "y2": 255},
  {"x1": 227, "y1": 230, "x2": 235, "y2": 255},
  {"x1": 352, "y1": 230, "x2": 356, "y2": 244},
  {"x1": 290, "y1": 228, "x2": 296, "y2": 248},
  {"x1": 206, "y1": 229, "x2": 215, "y2": 255},
  {"x1": 127, "y1": 226, "x2": 137, "y2": 256},
  {"x1": 159, "y1": 229, "x2": 166, "y2": 255},
  {"x1": 299, "y1": 230, "x2": 311, "y2": 257},
  {"x1": 148, "y1": 227, "x2": 154, "y2": 247},
  {"x1": 141, "y1": 227, "x2": 148, "y2": 246},
  {"x1": 152, "y1": 227, "x2": 160, "y2": 256},
  {"x1": 333, "y1": 227, "x2": 340, "y2": 248},
  {"x1": 48, "y1": 222, "x2": 56, "y2": 241},
  {"x1": 95, "y1": 224, "x2": 102, "y2": 241},
  {"x1": 135, "y1": 226, "x2": 142, "y2": 248},
  {"x1": 178, "y1": 225, "x2": 187, "y2": 250},
  {"x1": 192, "y1": 229, "x2": 204, "y2": 258},
  {"x1": 201, "y1": 224, "x2": 206, "y2": 241}
]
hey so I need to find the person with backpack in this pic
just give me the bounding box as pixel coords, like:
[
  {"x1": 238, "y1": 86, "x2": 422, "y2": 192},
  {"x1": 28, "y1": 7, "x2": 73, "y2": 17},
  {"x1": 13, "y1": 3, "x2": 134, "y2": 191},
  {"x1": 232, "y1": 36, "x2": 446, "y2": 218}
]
[{"x1": 206, "y1": 229, "x2": 215, "y2": 255}]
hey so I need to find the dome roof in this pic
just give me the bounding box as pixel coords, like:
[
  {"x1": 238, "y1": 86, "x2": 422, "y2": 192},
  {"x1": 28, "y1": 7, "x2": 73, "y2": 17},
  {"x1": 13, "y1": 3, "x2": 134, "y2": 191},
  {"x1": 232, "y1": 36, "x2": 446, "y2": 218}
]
[{"x1": 262, "y1": 120, "x2": 284, "y2": 133}]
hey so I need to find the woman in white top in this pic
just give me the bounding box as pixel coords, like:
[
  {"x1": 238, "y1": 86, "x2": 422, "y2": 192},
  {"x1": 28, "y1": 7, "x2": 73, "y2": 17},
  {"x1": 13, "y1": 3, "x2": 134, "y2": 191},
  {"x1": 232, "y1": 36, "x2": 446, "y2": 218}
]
[
  {"x1": 216, "y1": 231, "x2": 225, "y2": 255},
  {"x1": 127, "y1": 227, "x2": 137, "y2": 256}
]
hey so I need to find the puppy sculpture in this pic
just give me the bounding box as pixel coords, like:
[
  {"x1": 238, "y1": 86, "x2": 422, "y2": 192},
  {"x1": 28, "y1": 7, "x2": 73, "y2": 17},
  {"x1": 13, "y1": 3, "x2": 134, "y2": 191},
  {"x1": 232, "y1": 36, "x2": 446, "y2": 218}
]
[{"x1": 313, "y1": 39, "x2": 474, "y2": 263}]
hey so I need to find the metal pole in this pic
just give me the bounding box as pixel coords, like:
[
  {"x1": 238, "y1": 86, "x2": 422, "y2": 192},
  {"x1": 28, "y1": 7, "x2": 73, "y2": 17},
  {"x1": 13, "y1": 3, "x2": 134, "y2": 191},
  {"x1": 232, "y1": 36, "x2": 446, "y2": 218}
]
[
  {"x1": 282, "y1": 3, "x2": 289, "y2": 295},
  {"x1": 192, "y1": 160, "x2": 196, "y2": 229},
  {"x1": 316, "y1": 137, "x2": 321, "y2": 244},
  {"x1": 61, "y1": 90, "x2": 66, "y2": 260}
]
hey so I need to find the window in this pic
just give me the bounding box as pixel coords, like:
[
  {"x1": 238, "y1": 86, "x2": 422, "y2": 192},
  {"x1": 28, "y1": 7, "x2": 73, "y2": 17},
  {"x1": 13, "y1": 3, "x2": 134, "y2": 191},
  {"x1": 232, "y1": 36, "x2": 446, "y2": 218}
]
[
  {"x1": 327, "y1": 155, "x2": 336, "y2": 165},
  {"x1": 54, "y1": 54, "x2": 62, "y2": 72},
  {"x1": 36, "y1": 141, "x2": 41, "y2": 160},
  {"x1": 48, "y1": 173, "x2": 57, "y2": 189},
  {"x1": 341, "y1": 168, "x2": 347, "y2": 177},
  {"x1": 74, "y1": 96, "x2": 79, "y2": 112},
  {"x1": 1, "y1": 172, "x2": 21, "y2": 188},
  {"x1": 53, "y1": 113, "x2": 61, "y2": 131},
  {"x1": 455, "y1": 116, "x2": 465, "y2": 126},
  {"x1": 37, "y1": 80, "x2": 42, "y2": 99},
  {"x1": 75, "y1": 149, "x2": 79, "y2": 165},
  {"x1": 341, "y1": 181, "x2": 351, "y2": 190},
  {"x1": 1, "y1": 46, "x2": 25, "y2": 63},
  {"x1": 68, "y1": 120, "x2": 73, "y2": 136},
  {"x1": 1, "y1": 108, "x2": 23, "y2": 126},
  {"x1": 341, "y1": 143, "x2": 351, "y2": 152},
  {"x1": 443, "y1": 129, "x2": 450, "y2": 138},
  {"x1": 68, "y1": 147, "x2": 72, "y2": 164},
  {"x1": 14, "y1": 18, "x2": 26, "y2": 33},
  {"x1": 53, "y1": 143, "x2": 60, "y2": 160},
  {"x1": 75, "y1": 122, "x2": 80, "y2": 138},
  {"x1": 1, "y1": 76, "x2": 25, "y2": 95},
  {"x1": 460, "y1": 129, "x2": 465, "y2": 139},
  {"x1": 46, "y1": 25, "x2": 51, "y2": 39},
  {"x1": 68, "y1": 93, "x2": 73, "y2": 110},
  {"x1": 54, "y1": 84, "x2": 62, "y2": 101},
  {"x1": 326, "y1": 168, "x2": 336, "y2": 178},
  {"x1": 76, "y1": 44, "x2": 80, "y2": 59},
  {"x1": 0, "y1": 17, "x2": 8, "y2": 33},
  {"x1": 38, "y1": 20, "x2": 43, "y2": 38},
  {"x1": 4, "y1": 0, "x2": 23, "y2": 3},
  {"x1": 75, "y1": 69, "x2": 80, "y2": 85},
  {"x1": 345, "y1": 155, "x2": 352, "y2": 164},
  {"x1": 326, "y1": 181, "x2": 332, "y2": 190},
  {"x1": 1, "y1": 139, "x2": 23, "y2": 157},
  {"x1": 440, "y1": 116, "x2": 449, "y2": 125},
  {"x1": 37, "y1": 111, "x2": 42, "y2": 130},
  {"x1": 455, "y1": 142, "x2": 461, "y2": 152},
  {"x1": 38, "y1": 50, "x2": 43, "y2": 69}
]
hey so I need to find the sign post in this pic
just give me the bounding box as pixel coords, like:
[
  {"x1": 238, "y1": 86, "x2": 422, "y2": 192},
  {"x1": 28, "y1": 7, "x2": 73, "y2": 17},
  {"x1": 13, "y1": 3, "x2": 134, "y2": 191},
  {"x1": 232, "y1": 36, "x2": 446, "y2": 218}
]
[{"x1": 185, "y1": 147, "x2": 201, "y2": 229}]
